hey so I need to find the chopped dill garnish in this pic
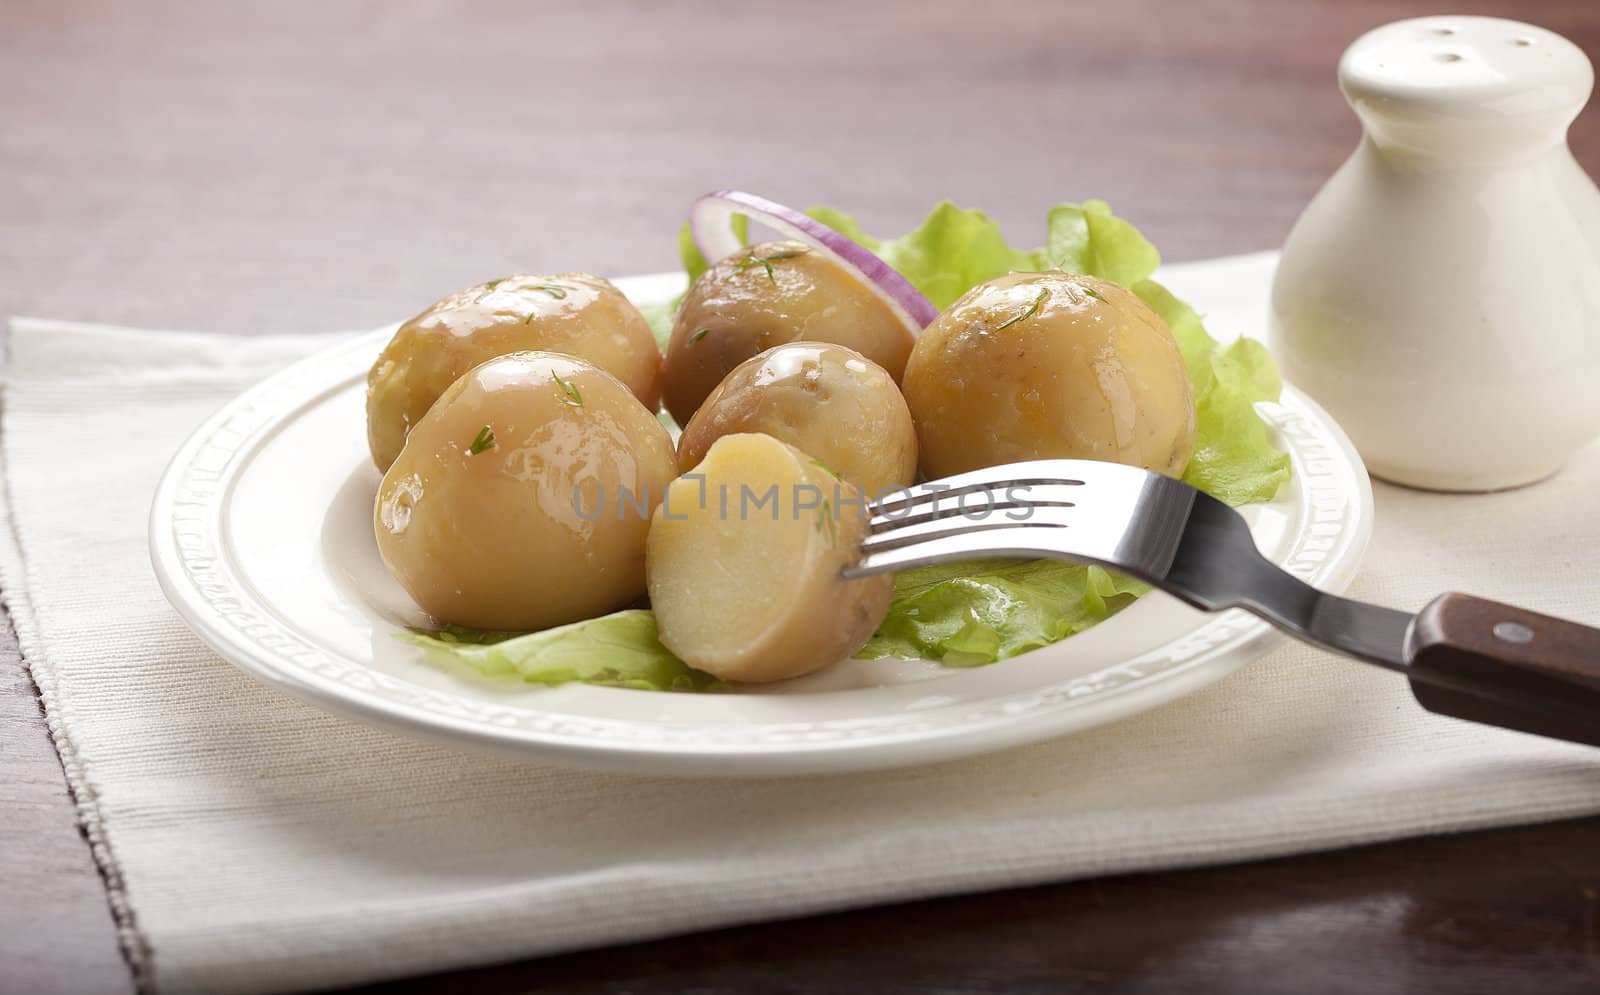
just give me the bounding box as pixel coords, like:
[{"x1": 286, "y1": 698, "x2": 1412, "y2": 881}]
[
  {"x1": 483, "y1": 277, "x2": 508, "y2": 290},
  {"x1": 810, "y1": 458, "x2": 841, "y2": 480},
  {"x1": 690, "y1": 327, "x2": 710, "y2": 343},
  {"x1": 737, "y1": 247, "x2": 810, "y2": 283},
  {"x1": 530, "y1": 284, "x2": 569, "y2": 299},
  {"x1": 553, "y1": 372, "x2": 584, "y2": 408},
  {"x1": 467, "y1": 424, "x2": 496, "y2": 455},
  {"x1": 1082, "y1": 285, "x2": 1106, "y2": 302},
  {"x1": 995, "y1": 288, "x2": 1049, "y2": 331},
  {"x1": 815, "y1": 498, "x2": 837, "y2": 546}
]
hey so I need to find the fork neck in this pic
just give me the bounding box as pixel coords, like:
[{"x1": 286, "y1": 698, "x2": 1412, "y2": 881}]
[{"x1": 1165, "y1": 494, "x2": 1414, "y2": 672}]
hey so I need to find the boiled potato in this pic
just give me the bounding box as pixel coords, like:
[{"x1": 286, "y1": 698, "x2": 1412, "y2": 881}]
[
  {"x1": 367, "y1": 272, "x2": 662, "y2": 471},
  {"x1": 662, "y1": 240, "x2": 915, "y2": 424},
  {"x1": 374, "y1": 351, "x2": 677, "y2": 631},
  {"x1": 902, "y1": 272, "x2": 1195, "y2": 479},
  {"x1": 676, "y1": 342, "x2": 917, "y2": 496},
  {"x1": 646, "y1": 433, "x2": 892, "y2": 683}
]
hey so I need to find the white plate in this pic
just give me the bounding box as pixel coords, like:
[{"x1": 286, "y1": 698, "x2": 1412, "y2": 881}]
[{"x1": 150, "y1": 262, "x2": 1374, "y2": 777}]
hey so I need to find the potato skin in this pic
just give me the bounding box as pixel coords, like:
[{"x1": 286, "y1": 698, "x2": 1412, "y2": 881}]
[
  {"x1": 367, "y1": 272, "x2": 662, "y2": 471},
  {"x1": 374, "y1": 351, "x2": 677, "y2": 631},
  {"x1": 646, "y1": 433, "x2": 893, "y2": 683},
  {"x1": 662, "y1": 240, "x2": 915, "y2": 425},
  {"x1": 902, "y1": 272, "x2": 1196, "y2": 480},
  {"x1": 676, "y1": 342, "x2": 917, "y2": 496}
]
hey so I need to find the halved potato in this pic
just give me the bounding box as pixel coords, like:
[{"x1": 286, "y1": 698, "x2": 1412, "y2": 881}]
[
  {"x1": 676, "y1": 342, "x2": 917, "y2": 496},
  {"x1": 367, "y1": 272, "x2": 662, "y2": 471},
  {"x1": 662, "y1": 240, "x2": 915, "y2": 424},
  {"x1": 375, "y1": 351, "x2": 677, "y2": 631},
  {"x1": 902, "y1": 272, "x2": 1196, "y2": 479},
  {"x1": 646, "y1": 433, "x2": 892, "y2": 683}
]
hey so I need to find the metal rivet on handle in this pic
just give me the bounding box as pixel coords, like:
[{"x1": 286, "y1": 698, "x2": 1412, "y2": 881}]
[{"x1": 1493, "y1": 620, "x2": 1535, "y2": 644}]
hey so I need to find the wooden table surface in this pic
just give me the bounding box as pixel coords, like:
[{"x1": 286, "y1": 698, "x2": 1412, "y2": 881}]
[{"x1": 4, "y1": 1, "x2": 1599, "y2": 992}]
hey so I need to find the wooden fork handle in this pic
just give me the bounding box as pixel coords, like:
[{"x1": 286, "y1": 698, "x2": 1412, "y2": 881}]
[{"x1": 1407, "y1": 593, "x2": 1600, "y2": 748}]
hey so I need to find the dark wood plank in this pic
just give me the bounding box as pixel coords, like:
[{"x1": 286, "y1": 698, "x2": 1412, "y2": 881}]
[{"x1": 3, "y1": 1, "x2": 1599, "y2": 992}]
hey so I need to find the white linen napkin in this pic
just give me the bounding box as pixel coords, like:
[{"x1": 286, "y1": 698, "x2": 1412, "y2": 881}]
[{"x1": 7, "y1": 254, "x2": 1600, "y2": 995}]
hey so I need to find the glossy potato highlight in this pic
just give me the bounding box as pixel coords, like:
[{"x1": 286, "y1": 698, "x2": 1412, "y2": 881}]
[
  {"x1": 646, "y1": 433, "x2": 893, "y2": 683},
  {"x1": 902, "y1": 272, "x2": 1196, "y2": 479},
  {"x1": 367, "y1": 272, "x2": 662, "y2": 471},
  {"x1": 662, "y1": 240, "x2": 915, "y2": 424},
  {"x1": 676, "y1": 342, "x2": 917, "y2": 496},
  {"x1": 375, "y1": 351, "x2": 677, "y2": 631}
]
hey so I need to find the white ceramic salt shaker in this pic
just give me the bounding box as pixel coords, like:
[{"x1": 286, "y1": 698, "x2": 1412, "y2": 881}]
[{"x1": 1271, "y1": 16, "x2": 1600, "y2": 491}]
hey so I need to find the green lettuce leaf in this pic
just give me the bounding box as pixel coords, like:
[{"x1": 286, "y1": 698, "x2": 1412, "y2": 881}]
[
  {"x1": 1045, "y1": 199, "x2": 1162, "y2": 287},
  {"x1": 399, "y1": 609, "x2": 721, "y2": 692},
  {"x1": 858, "y1": 562, "x2": 1149, "y2": 666},
  {"x1": 833, "y1": 203, "x2": 1046, "y2": 311},
  {"x1": 638, "y1": 298, "x2": 675, "y2": 353},
  {"x1": 1133, "y1": 280, "x2": 1291, "y2": 505}
]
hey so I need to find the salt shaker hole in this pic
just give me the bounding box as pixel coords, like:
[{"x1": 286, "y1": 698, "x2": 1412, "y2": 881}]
[
  {"x1": 1436, "y1": 52, "x2": 1464, "y2": 63},
  {"x1": 1432, "y1": 27, "x2": 1458, "y2": 36},
  {"x1": 1513, "y1": 37, "x2": 1535, "y2": 47}
]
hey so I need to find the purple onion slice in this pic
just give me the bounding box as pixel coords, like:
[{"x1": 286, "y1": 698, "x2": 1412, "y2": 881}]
[{"x1": 689, "y1": 189, "x2": 938, "y2": 333}]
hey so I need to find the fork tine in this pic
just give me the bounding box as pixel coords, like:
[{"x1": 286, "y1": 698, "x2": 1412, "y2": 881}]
[
  {"x1": 868, "y1": 463, "x2": 1086, "y2": 521},
  {"x1": 845, "y1": 524, "x2": 1077, "y2": 578},
  {"x1": 861, "y1": 503, "x2": 1079, "y2": 553},
  {"x1": 869, "y1": 484, "x2": 1079, "y2": 533}
]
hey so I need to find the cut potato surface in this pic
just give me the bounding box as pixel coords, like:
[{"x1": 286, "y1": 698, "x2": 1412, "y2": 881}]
[
  {"x1": 677, "y1": 342, "x2": 917, "y2": 497},
  {"x1": 367, "y1": 272, "x2": 662, "y2": 471},
  {"x1": 375, "y1": 351, "x2": 677, "y2": 631},
  {"x1": 662, "y1": 240, "x2": 916, "y2": 425},
  {"x1": 902, "y1": 272, "x2": 1196, "y2": 479},
  {"x1": 647, "y1": 433, "x2": 893, "y2": 683}
]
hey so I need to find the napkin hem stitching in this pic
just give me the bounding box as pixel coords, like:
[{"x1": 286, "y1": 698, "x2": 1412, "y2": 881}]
[{"x1": 0, "y1": 346, "x2": 155, "y2": 992}]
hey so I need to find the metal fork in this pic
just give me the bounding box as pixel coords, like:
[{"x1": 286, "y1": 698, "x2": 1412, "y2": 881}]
[{"x1": 845, "y1": 459, "x2": 1600, "y2": 748}]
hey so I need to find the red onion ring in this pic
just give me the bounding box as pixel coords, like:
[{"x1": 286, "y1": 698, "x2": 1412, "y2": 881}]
[{"x1": 689, "y1": 190, "x2": 939, "y2": 333}]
